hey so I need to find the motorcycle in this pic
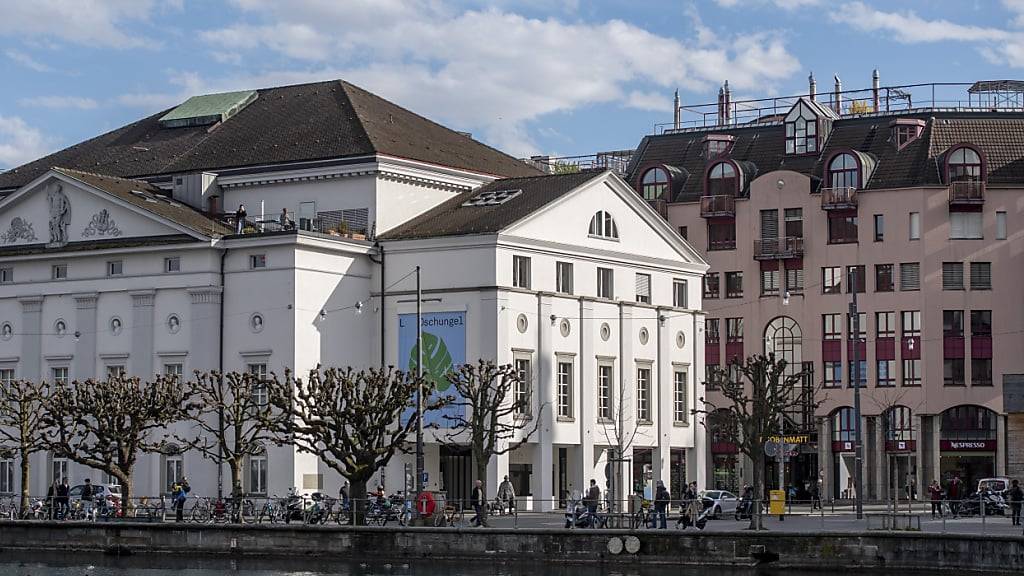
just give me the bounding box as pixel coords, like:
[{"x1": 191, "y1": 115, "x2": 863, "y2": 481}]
[
  {"x1": 959, "y1": 490, "x2": 1008, "y2": 516},
  {"x1": 282, "y1": 489, "x2": 306, "y2": 524},
  {"x1": 564, "y1": 499, "x2": 606, "y2": 528},
  {"x1": 735, "y1": 495, "x2": 754, "y2": 520},
  {"x1": 304, "y1": 492, "x2": 334, "y2": 525},
  {"x1": 677, "y1": 497, "x2": 713, "y2": 530}
]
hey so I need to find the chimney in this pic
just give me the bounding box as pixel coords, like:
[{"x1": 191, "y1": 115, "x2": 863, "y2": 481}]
[
  {"x1": 724, "y1": 80, "x2": 732, "y2": 125},
  {"x1": 673, "y1": 89, "x2": 681, "y2": 130},
  {"x1": 872, "y1": 69, "x2": 881, "y2": 112},
  {"x1": 808, "y1": 72, "x2": 817, "y2": 102},
  {"x1": 717, "y1": 85, "x2": 725, "y2": 126},
  {"x1": 833, "y1": 74, "x2": 843, "y2": 114}
]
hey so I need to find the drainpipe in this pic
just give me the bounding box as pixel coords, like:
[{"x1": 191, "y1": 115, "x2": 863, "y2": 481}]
[
  {"x1": 808, "y1": 72, "x2": 817, "y2": 102},
  {"x1": 217, "y1": 246, "x2": 227, "y2": 499},
  {"x1": 834, "y1": 75, "x2": 843, "y2": 114},
  {"x1": 872, "y1": 69, "x2": 881, "y2": 112}
]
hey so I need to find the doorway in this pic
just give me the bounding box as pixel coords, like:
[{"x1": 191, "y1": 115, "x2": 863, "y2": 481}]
[
  {"x1": 439, "y1": 445, "x2": 472, "y2": 503},
  {"x1": 888, "y1": 453, "x2": 917, "y2": 501}
]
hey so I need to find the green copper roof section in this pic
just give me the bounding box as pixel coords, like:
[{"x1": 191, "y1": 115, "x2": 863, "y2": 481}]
[{"x1": 159, "y1": 90, "x2": 258, "y2": 128}]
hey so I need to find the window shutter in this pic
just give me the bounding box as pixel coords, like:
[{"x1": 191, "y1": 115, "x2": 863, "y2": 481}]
[
  {"x1": 942, "y1": 262, "x2": 963, "y2": 290},
  {"x1": 900, "y1": 263, "x2": 920, "y2": 290},
  {"x1": 967, "y1": 212, "x2": 982, "y2": 238},
  {"x1": 970, "y1": 262, "x2": 991, "y2": 290},
  {"x1": 760, "y1": 209, "x2": 778, "y2": 241},
  {"x1": 950, "y1": 212, "x2": 965, "y2": 239},
  {"x1": 636, "y1": 273, "x2": 651, "y2": 300}
]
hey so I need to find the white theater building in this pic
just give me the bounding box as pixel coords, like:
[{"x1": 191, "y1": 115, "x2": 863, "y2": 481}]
[{"x1": 0, "y1": 80, "x2": 706, "y2": 507}]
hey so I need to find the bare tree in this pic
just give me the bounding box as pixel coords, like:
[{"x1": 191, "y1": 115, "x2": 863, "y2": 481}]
[
  {"x1": 177, "y1": 371, "x2": 287, "y2": 499},
  {"x1": 697, "y1": 354, "x2": 821, "y2": 530},
  {"x1": 438, "y1": 361, "x2": 543, "y2": 521},
  {"x1": 597, "y1": 369, "x2": 651, "y2": 512},
  {"x1": 0, "y1": 379, "x2": 51, "y2": 514},
  {"x1": 41, "y1": 374, "x2": 190, "y2": 513},
  {"x1": 266, "y1": 366, "x2": 443, "y2": 524},
  {"x1": 869, "y1": 387, "x2": 923, "y2": 508}
]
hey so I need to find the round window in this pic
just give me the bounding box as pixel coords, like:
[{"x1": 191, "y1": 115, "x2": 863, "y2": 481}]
[
  {"x1": 639, "y1": 327, "x2": 649, "y2": 345},
  {"x1": 600, "y1": 323, "x2": 611, "y2": 342},
  {"x1": 167, "y1": 314, "x2": 181, "y2": 334},
  {"x1": 560, "y1": 318, "x2": 571, "y2": 337},
  {"x1": 676, "y1": 331, "x2": 686, "y2": 349},
  {"x1": 110, "y1": 317, "x2": 123, "y2": 335},
  {"x1": 516, "y1": 314, "x2": 529, "y2": 334},
  {"x1": 250, "y1": 313, "x2": 264, "y2": 333},
  {"x1": 1, "y1": 322, "x2": 12, "y2": 341},
  {"x1": 54, "y1": 319, "x2": 67, "y2": 337}
]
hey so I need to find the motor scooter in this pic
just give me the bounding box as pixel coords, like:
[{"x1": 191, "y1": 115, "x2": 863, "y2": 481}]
[
  {"x1": 677, "y1": 496, "x2": 713, "y2": 530},
  {"x1": 564, "y1": 499, "x2": 606, "y2": 528}
]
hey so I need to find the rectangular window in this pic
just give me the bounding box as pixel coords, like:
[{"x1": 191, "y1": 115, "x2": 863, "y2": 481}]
[
  {"x1": 0, "y1": 369, "x2": 14, "y2": 385},
  {"x1": 726, "y1": 318, "x2": 744, "y2": 343},
  {"x1": 51, "y1": 367, "x2": 69, "y2": 385},
  {"x1": 0, "y1": 267, "x2": 12, "y2": 283},
  {"x1": 828, "y1": 214, "x2": 858, "y2": 244},
  {"x1": 847, "y1": 311, "x2": 866, "y2": 340},
  {"x1": 635, "y1": 273, "x2": 651, "y2": 304},
  {"x1": 823, "y1": 314, "x2": 842, "y2": 340},
  {"x1": 636, "y1": 367, "x2": 651, "y2": 422},
  {"x1": 784, "y1": 208, "x2": 803, "y2": 239},
  {"x1": 942, "y1": 262, "x2": 964, "y2": 290},
  {"x1": 164, "y1": 257, "x2": 181, "y2": 273},
  {"x1": 725, "y1": 271, "x2": 743, "y2": 298},
  {"x1": 876, "y1": 312, "x2": 896, "y2": 338},
  {"x1": 703, "y1": 273, "x2": 720, "y2": 299},
  {"x1": 705, "y1": 318, "x2": 720, "y2": 344},
  {"x1": 557, "y1": 360, "x2": 573, "y2": 418},
  {"x1": 165, "y1": 455, "x2": 183, "y2": 492},
  {"x1": 944, "y1": 358, "x2": 965, "y2": 386},
  {"x1": 824, "y1": 362, "x2": 842, "y2": 388},
  {"x1": 673, "y1": 279, "x2": 688, "y2": 308},
  {"x1": 902, "y1": 359, "x2": 922, "y2": 387},
  {"x1": 760, "y1": 269, "x2": 780, "y2": 296},
  {"x1": 971, "y1": 310, "x2": 992, "y2": 337},
  {"x1": 823, "y1": 266, "x2": 842, "y2": 294},
  {"x1": 760, "y1": 209, "x2": 779, "y2": 241},
  {"x1": 785, "y1": 267, "x2": 804, "y2": 293},
  {"x1": 512, "y1": 255, "x2": 531, "y2": 289},
  {"x1": 556, "y1": 261, "x2": 573, "y2": 295},
  {"x1": 707, "y1": 220, "x2": 736, "y2": 251},
  {"x1": 899, "y1": 262, "x2": 920, "y2": 291},
  {"x1": 950, "y1": 211, "x2": 983, "y2": 239},
  {"x1": 970, "y1": 262, "x2": 991, "y2": 290},
  {"x1": 513, "y1": 357, "x2": 532, "y2": 417},
  {"x1": 597, "y1": 364, "x2": 613, "y2": 420},
  {"x1": 901, "y1": 310, "x2": 921, "y2": 338},
  {"x1": 846, "y1": 265, "x2": 865, "y2": 293},
  {"x1": 874, "y1": 214, "x2": 884, "y2": 242},
  {"x1": 0, "y1": 459, "x2": 13, "y2": 494},
  {"x1": 248, "y1": 363, "x2": 269, "y2": 406},
  {"x1": 249, "y1": 454, "x2": 267, "y2": 495},
  {"x1": 875, "y1": 264, "x2": 894, "y2": 292},
  {"x1": 909, "y1": 212, "x2": 920, "y2": 240},
  {"x1": 848, "y1": 360, "x2": 867, "y2": 388},
  {"x1": 52, "y1": 264, "x2": 67, "y2": 280},
  {"x1": 677, "y1": 226, "x2": 688, "y2": 240},
  {"x1": 163, "y1": 363, "x2": 183, "y2": 378},
  {"x1": 597, "y1": 267, "x2": 614, "y2": 299},
  {"x1": 106, "y1": 365, "x2": 125, "y2": 379},
  {"x1": 943, "y1": 310, "x2": 964, "y2": 338},
  {"x1": 51, "y1": 458, "x2": 69, "y2": 486},
  {"x1": 673, "y1": 369, "x2": 688, "y2": 425},
  {"x1": 996, "y1": 211, "x2": 1007, "y2": 240},
  {"x1": 972, "y1": 358, "x2": 993, "y2": 387},
  {"x1": 249, "y1": 254, "x2": 266, "y2": 269},
  {"x1": 106, "y1": 260, "x2": 123, "y2": 276},
  {"x1": 877, "y1": 360, "x2": 896, "y2": 387}
]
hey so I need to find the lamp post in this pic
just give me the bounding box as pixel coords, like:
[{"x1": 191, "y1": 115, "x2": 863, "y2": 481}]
[
  {"x1": 849, "y1": 268, "x2": 864, "y2": 520},
  {"x1": 415, "y1": 266, "x2": 424, "y2": 497}
]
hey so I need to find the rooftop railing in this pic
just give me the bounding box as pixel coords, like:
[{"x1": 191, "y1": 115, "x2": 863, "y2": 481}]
[
  {"x1": 220, "y1": 207, "x2": 371, "y2": 239},
  {"x1": 528, "y1": 150, "x2": 634, "y2": 176}
]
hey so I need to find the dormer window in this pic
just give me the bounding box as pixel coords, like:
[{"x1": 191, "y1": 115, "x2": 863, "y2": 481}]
[
  {"x1": 589, "y1": 211, "x2": 619, "y2": 239},
  {"x1": 784, "y1": 98, "x2": 836, "y2": 155},
  {"x1": 706, "y1": 161, "x2": 738, "y2": 196},
  {"x1": 891, "y1": 119, "x2": 925, "y2": 150},
  {"x1": 828, "y1": 153, "x2": 860, "y2": 189},
  {"x1": 640, "y1": 167, "x2": 669, "y2": 200},
  {"x1": 704, "y1": 134, "x2": 734, "y2": 158},
  {"x1": 946, "y1": 145, "x2": 983, "y2": 183}
]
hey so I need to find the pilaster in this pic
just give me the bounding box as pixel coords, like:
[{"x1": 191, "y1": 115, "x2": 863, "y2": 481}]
[
  {"x1": 130, "y1": 290, "x2": 156, "y2": 378},
  {"x1": 532, "y1": 294, "x2": 554, "y2": 511},
  {"x1": 188, "y1": 287, "x2": 222, "y2": 373},
  {"x1": 18, "y1": 296, "x2": 43, "y2": 383},
  {"x1": 73, "y1": 293, "x2": 98, "y2": 380}
]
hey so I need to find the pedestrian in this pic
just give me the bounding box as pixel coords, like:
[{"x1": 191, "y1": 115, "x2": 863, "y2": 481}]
[
  {"x1": 652, "y1": 480, "x2": 670, "y2": 529},
  {"x1": 236, "y1": 204, "x2": 247, "y2": 234},
  {"x1": 81, "y1": 478, "x2": 94, "y2": 520},
  {"x1": 585, "y1": 479, "x2": 601, "y2": 527},
  {"x1": 339, "y1": 481, "x2": 350, "y2": 511},
  {"x1": 948, "y1": 476, "x2": 962, "y2": 518},
  {"x1": 811, "y1": 480, "x2": 821, "y2": 510},
  {"x1": 279, "y1": 207, "x2": 294, "y2": 230},
  {"x1": 46, "y1": 481, "x2": 56, "y2": 520},
  {"x1": 928, "y1": 479, "x2": 943, "y2": 518},
  {"x1": 56, "y1": 479, "x2": 70, "y2": 519},
  {"x1": 497, "y1": 475, "x2": 516, "y2": 514},
  {"x1": 172, "y1": 477, "x2": 190, "y2": 522},
  {"x1": 470, "y1": 479, "x2": 487, "y2": 527},
  {"x1": 1008, "y1": 479, "x2": 1023, "y2": 526}
]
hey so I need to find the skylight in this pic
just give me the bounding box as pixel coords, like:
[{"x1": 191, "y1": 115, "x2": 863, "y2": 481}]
[
  {"x1": 462, "y1": 189, "x2": 523, "y2": 207},
  {"x1": 159, "y1": 90, "x2": 258, "y2": 129}
]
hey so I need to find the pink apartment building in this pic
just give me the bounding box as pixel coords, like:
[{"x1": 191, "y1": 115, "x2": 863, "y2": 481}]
[{"x1": 621, "y1": 78, "x2": 1024, "y2": 501}]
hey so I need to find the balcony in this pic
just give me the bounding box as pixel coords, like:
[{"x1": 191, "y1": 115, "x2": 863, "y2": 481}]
[
  {"x1": 821, "y1": 187, "x2": 858, "y2": 210},
  {"x1": 700, "y1": 195, "x2": 736, "y2": 218},
  {"x1": 646, "y1": 198, "x2": 668, "y2": 219},
  {"x1": 754, "y1": 236, "x2": 804, "y2": 260},
  {"x1": 948, "y1": 180, "x2": 985, "y2": 206}
]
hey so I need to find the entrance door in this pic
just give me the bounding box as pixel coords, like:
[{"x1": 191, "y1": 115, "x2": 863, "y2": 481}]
[
  {"x1": 888, "y1": 454, "x2": 917, "y2": 501},
  {"x1": 940, "y1": 454, "x2": 995, "y2": 492},
  {"x1": 439, "y1": 445, "x2": 472, "y2": 504}
]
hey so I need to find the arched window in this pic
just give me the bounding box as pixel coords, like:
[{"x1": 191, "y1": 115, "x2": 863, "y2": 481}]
[
  {"x1": 946, "y1": 146, "x2": 983, "y2": 183},
  {"x1": 640, "y1": 167, "x2": 669, "y2": 200},
  {"x1": 832, "y1": 407, "x2": 856, "y2": 442},
  {"x1": 940, "y1": 405, "x2": 996, "y2": 441},
  {"x1": 588, "y1": 210, "x2": 618, "y2": 239},
  {"x1": 828, "y1": 153, "x2": 860, "y2": 189},
  {"x1": 706, "y1": 162, "x2": 738, "y2": 196},
  {"x1": 884, "y1": 406, "x2": 915, "y2": 442}
]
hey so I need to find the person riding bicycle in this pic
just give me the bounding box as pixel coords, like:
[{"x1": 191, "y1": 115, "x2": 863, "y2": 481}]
[{"x1": 497, "y1": 475, "x2": 516, "y2": 514}]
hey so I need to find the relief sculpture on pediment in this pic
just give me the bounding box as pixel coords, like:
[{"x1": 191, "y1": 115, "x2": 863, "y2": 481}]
[
  {"x1": 82, "y1": 209, "x2": 122, "y2": 238},
  {"x1": 47, "y1": 182, "x2": 71, "y2": 247},
  {"x1": 1, "y1": 217, "x2": 38, "y2": 244}
]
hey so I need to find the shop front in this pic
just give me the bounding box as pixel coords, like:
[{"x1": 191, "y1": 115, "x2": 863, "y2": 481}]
[
  {"x1": 831, "y1": 407, "x2": 857, "y2": 500},
  {"x1": 709, "y1": 409, "x2": 740, "y2": 492},
  {"x1": 884, "y1": 405, "x2": 917, "y2": 500},
  {"x1": 939, "y1": 405, "x2": 998, "y2": 491}
]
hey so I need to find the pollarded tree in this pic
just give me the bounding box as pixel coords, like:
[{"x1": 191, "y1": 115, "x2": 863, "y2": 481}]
[
  {"x1": 266, "y1": 366, "x2": 444, "y2": 524},
  {"x1": 438, "y1": 360, "x2": 544, "y2": 522},
  {"x1": 41, "y1": 374, "x2": 191, "y2": 513},
  {"x1": 0, "y1": 379, "x2": 51, "y2": 514},
  {"x1": 177, "y1": 371, "x2": 287, "y2": 500},
  {"x1": 698, "y1": 353, "x2": 821, "y2": 530}
]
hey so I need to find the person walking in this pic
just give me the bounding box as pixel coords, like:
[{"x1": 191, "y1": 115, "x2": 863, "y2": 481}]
[
  {"x1": 339, "y1": 481, "x2": 350, "y2": 512},
  {"x1": 279, "y1": 207, "x2": 294, "y2": 230},
  {"x1": 811, "y1": 480, "x2": 821, "y2": 510},
  {"x1": 497, "y1": 475, "x2": 516, "y2": 515},
  {"x1": 947, "y1": 476, "x2": 962, "y2": 518},
  {"x1": 585, "y1": 479, "x2": 601, "y2": 527},
  {"x1": 652, "y1": 480, "x2": 670, "y2": 529},
  {"x1": 45, "y1": 481, "x2": 56, "y2": 520},
  {"x1": 470, "y1": 479, "x2": 487, "y2": 527},
  {"x1": 928, "y1": 480, "x2": 943, "y2": 519},
  {"x1": 81, "y1": 478, "x2": 95, "y2": 520},
  {"x1": 235, "y1": 204, "x2": 247, "y2": 234},
  {"x1": 56, "y1": 479, "x2": 70, "y2": 519},
  {"x1": 1008, "y1": 479, "x2": 1023, "y2": 526}
]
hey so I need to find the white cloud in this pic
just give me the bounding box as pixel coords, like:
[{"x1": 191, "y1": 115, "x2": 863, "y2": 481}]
[
  {"x1": 0, "y1": 116, "x2": 56, "y2": 169},
  {"x1": 198, "y1": 1, "x2": 801, "y2": 155},
  {"x1": 115, "y1": 71, "x2": 206, "y2": 113},
  {"x1": 0, "y1": 0, "x2": 175, "y2": 49},
  {"x1": 625, "y1": 91, "x2": 672, "y2": 112},
  {"x1": 18, "y1": 96, "x2": 99, "y2": 110},
  {"x1": 3, "y1": 49, "x2": 54, "y2": 73},
  {"x1": 714, "y1": 0, "x2": 820, "y2": 9}
]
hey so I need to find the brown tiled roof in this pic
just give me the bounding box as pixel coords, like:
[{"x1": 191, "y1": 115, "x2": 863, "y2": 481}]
[
  {"x1": 380, "y1": 170, "x2": 606, "y2": 240},
  {"x1": 627, "y1": 111, "x2": 1024, "y2": 201},
  {"x1": 54, "y1": 168, "x2": 232, "y2": 237},
  {"x1": 0, "y1": 80, "x2": 539, "y2": 191}
]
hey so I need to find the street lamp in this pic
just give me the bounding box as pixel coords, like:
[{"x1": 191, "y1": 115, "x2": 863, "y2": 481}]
[{"x1": 850, "y1": 268, "x2": 864, "y2": 520}]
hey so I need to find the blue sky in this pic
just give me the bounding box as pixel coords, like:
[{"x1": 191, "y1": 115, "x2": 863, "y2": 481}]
[{"x1": 2, "y1": 0, "x2": 1024, "y2": 170}]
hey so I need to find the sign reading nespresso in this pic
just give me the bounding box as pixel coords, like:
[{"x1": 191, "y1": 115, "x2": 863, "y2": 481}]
[{"x1": 940, "y1": 439, "x2": 997, "y2": 451}]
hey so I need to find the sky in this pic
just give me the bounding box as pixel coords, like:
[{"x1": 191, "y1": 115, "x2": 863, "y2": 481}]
[{"x1": 2, "y1": 0, "x2": 1024, "y2": 170}]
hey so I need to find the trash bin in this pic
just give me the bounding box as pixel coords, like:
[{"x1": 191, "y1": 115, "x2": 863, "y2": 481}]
[{"x1": 769, "y1": 490, "x2": 786, "y2": 516}]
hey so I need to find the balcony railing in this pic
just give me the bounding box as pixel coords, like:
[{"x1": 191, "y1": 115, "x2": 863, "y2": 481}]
[
  {"x1": 219, "y1": 207, "x2": 371, "y2": 239},
  {"x1": 821, "y1": 186, "x2": 858, "y2": 210},
  {"x1": 647, "y1": 198, "x2": 668, "y2": 219},
  {"x1": 754, "y1": 236, "x2": 804, "y2": 260},
  {"x1": 700, "y1": 195, "x2": 736, "y2": 217},
  {"x1": 948, "y1": 180, "x2": 985, "y2": 206}
]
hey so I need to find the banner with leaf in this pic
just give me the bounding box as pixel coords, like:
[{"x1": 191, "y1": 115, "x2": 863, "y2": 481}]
[{"x1": 398, "y1": 312, "x2": 465, "y2": 426}]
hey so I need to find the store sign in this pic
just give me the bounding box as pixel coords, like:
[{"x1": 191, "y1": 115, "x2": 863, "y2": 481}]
[
  {"x1": 766, "y1": 434, "x2": 815, "y2": 445},
  {"x1": 831, "y1": 441, "x2": 854, "y2": 453},
  {"x1": 940, "y1": 439, "x2": 997, "y2": 451},
  {"x1": 398, "y1": 311, "x2": 466, "y2": 426},
  {"x1": 885, "y1": 440, "x2": 916, "y2": 453}
]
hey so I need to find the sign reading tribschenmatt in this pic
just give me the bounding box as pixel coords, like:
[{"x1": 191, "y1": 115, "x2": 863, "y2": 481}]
[{"x1": 398, "y1": 311, "x2": 466, "y2": 426}]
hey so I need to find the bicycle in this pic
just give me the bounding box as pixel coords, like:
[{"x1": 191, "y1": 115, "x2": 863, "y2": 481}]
[
  {"x1": 135, "y1": 496, "x2": 167, "y2": 521},
  {"x1": 189, "y1": 497, "x2": 213, "y2": 523},
  {"x1": 630, "y1": 499, "x2": 652, "y2": 530},
  {"x1": 433, "y1": 501, "x2": 464, "y2": 527},
  {"x1": 256, "y1": 497, "x2": 280, "y2": 524},
  {"x1": 0, "y1": 496, "x2": 18, "y2": 520}
]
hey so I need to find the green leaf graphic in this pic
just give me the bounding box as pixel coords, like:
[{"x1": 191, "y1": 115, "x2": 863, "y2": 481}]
[{"x1": 409, "y1": 331, "x2": 453, "y2": 392}]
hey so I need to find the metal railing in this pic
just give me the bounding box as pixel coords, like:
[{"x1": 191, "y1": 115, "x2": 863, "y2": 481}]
[
  {"x1": 821, "y1": 186, "x2": 858, "y2": 209},
  {"x1": 528, "y1": 150, "x2": 635, "y2": 176},
  {"x1": 700, "y1": 195, "x2": 736, "y2": 217},
  {"x1": 754, "y1": 236, "x2": 804, "y2": 259},
  {"x1": 948, "y1": 180, "x2": 985, "y2": 205},
  {"x1": 219, "y1": 207, "x2": 370, "y2": 239}
]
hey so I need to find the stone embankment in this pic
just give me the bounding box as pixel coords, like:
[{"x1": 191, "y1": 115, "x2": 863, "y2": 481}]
[{"x1": 0, "y1": 521, "x2": 1020, "y2": 573}]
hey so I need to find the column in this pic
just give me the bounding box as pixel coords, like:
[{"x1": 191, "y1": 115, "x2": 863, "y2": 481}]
[
  {"x1": 874, "y1": 418, "x2": 887, "y2": 500},
  {"x1": 73, "y1": 293, "x2": 98, "y2": 380},
  {"x1": 653, "y1": 309, "x2": 671, "y2": 488},
  {"x1": 188, "y1": 287, "x2": 222, "y2": 372},
  {"x1": 996, "y1": 414, "x2": 1007, "y2": 476},
  {"x1": 531, "y1": 294, "x2": 554, "y2": 511},
  {"x1": 931, "y1": 415, "x2": 942, "y2": 485},
  {"x1": 18, "y1": 296, "x2": 43, "y2": 382},
  {"x1": 614, "y1": 302, "x2": 633, "y2": 505},
  {"x1": 818, "y1": 416, "x2": 832, "y2": 500},
  {"x1": 915, "y1": 414, "x2": 927, "y2": 496},
  {"x1": 484, "y1": 290, "x2": 510, "y2": 495},
  {"x1": 691, "y1": 313, "x2": 707, "y2": 490},
  {"x1": 130, "y1": 290, "x2": 155, "y2": 378}
]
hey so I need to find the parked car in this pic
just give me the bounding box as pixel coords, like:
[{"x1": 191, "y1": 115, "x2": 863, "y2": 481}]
[
  {"x1": 69, "y1": 483, "x2": 122, "y2": 508},
  {"x1": 977, "y1": 477, "x2": 1011, "y2": 495},
  {"x1": 700, "y1": 490, "x2": 739, "y2": 519}
]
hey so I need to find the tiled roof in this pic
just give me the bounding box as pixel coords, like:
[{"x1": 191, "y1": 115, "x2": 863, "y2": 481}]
[
  {"x1": 380, "y1": 170, "x2": 606, "y2": 240},
  {"x1": 627, "y1": 110, "x2": 1024, "y2": 200},
  {"x1": 0, "y1": 80, "x2": 540, "y2": 191},
  {"x1": 54, "y1": 168, "x2": 232, "y2": 237}
]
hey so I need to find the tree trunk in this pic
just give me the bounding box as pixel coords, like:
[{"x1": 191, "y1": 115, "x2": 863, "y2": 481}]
[
  {"x1": 18, "y1": 446, "x2": 29, "y2": 516},
  {"x1": 120, "y1": 475, "x2": 134, "y2": 517},
  {"x1": 229, "y1": 457, "x2": 243, "y2": 497},
  {"x1": 475, "y1": 456, "x2": 488, "y2": 526},
  {"x1": 350, "y1": 477, "x2": 367, "y2": 526},
  {"x1": 750, "y1": 449, "x2": 764, "y2": 531}
]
